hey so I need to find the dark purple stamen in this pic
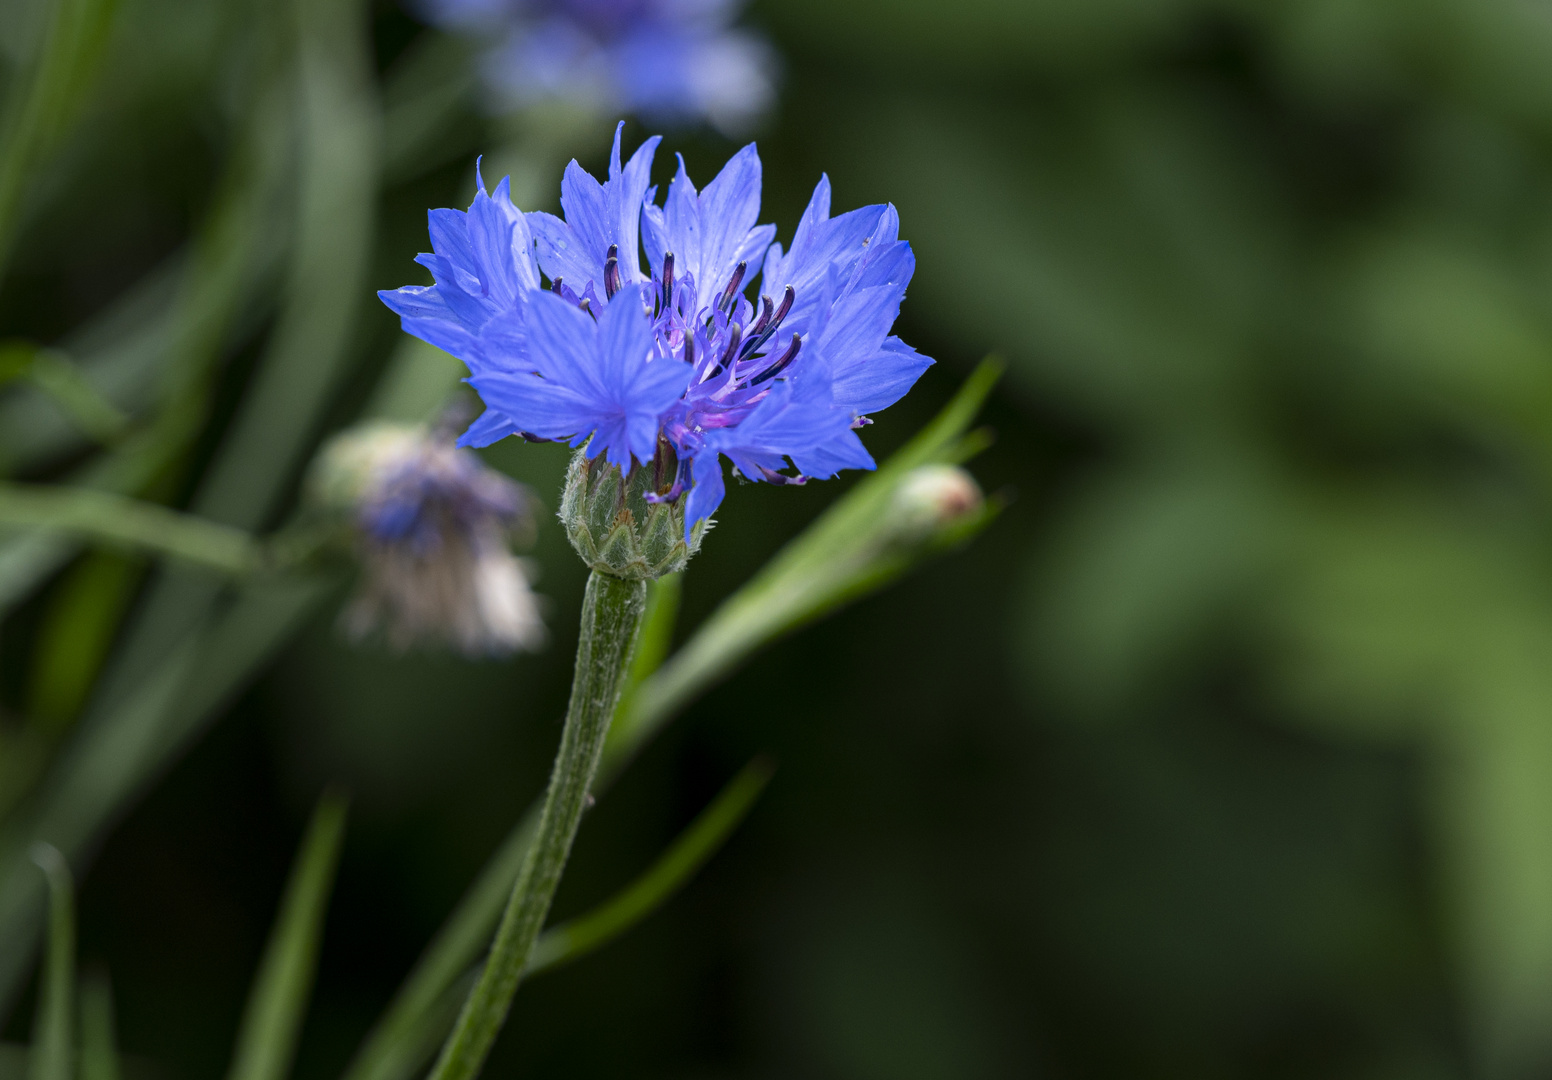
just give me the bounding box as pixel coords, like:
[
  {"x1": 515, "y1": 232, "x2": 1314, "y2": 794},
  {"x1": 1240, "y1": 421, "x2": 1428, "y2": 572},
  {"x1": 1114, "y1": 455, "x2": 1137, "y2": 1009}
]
[
  {"x1": 716, "y1": 261, "x2": 747, "y2": 313},
  {"x1": 661, "y1": 252, "x2": 675, "y2": 301},
  {"x1": 719, "y1": 323, "x2": 743, "y2": 370},
  {"x1": 747, "y1": 294, "x2": 775, "y2": 339},
  {"x1": 551, "y1": 276, "x2": 565, "y2": 294},
  {"x1": 579, "y1": 297, "x2": 595, "y2": 319},
  {"x1": 603, "y1": 244, "x2": 621, "y2": 299},
  {"x1": 742, "y1": 284, "x2": 795, "y2": 359},
  {"x1": 772, "y1": 284, "x2": 795, "y2": 325},
  {"x1": 751, "y1": 333, "x2": 801, "y2": 385}
]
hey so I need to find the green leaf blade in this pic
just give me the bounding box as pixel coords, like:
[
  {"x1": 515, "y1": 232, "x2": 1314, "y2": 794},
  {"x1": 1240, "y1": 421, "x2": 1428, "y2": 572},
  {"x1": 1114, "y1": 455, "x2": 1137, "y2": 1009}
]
[
  {"x1": 527, "y1": 755, "x2": 775, "y2": 976},
  {"x1": 78, "y1": 967, "x2": 120, "y2": 1080},
  {"x1": 27, "y1": 844, "x2": 73, "y2": 1080},
  {"x1": 226, "y1": 790, "x2": 349, "y2": 1080}
]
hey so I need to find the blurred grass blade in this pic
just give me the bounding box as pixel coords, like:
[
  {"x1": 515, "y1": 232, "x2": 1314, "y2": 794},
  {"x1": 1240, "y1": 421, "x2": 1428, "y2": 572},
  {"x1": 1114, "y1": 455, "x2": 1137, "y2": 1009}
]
[
  {"x1": 380, "y1": 32, "x2": 477, "y2": 184},
  {"x1": 526, "y1": 756, "x2": 775, "y2": 975},
  {"x1": 0, "y1": 574, "x2": 336, "y2": 1011},
  {"x1": 227, "y1": 791, "x2": 349, "y2": 1080},
  {"x1": 25, "y1": 351, "x2": 130, "y2": 445},
  {"x1": 345, "y1": 760, "x2": 770, "y2": 1080},
  {"x1": 78, "y1": 968, "x2": 119, "y2": 1080},
  {"x1": 362, "y1": 339, "x2": 466, "y2": 424},
  {"x1": 0, "y1": 0, "x2": 120, "y2": 278},
  {"x1": 626, "y1": 573, "x2": 681, "y2": 689},
  {"x1": 194, "y1": 0, "x2": 379, "y2": 532},
  {"x1": 608, "y1": 358, "x2": 1004, "y2": 771},
  {"x1": 79, "y1": 0, "x2": 381, "y2": 779},
  {"x1": 27, "y1": 845, "x2": 72, "y2": 1080},
  {"x1": 0, "y1": 343, "x2": 127, "y2": 447},
  {"x1": 341, "y1": 365, "x2": 1000, "y2": 1080},
  {"x1": 340, "y1": 820, "x2": 536, "y2": 1080},
  {"x1": 0, "y1": 0, "x2": 379, "y2": 1010},
  {"x1": 0, "y1": 482, "x2": 262, "y2": 574},
  {"x1": 0, "y1": 67, "x2": 294, "y2": 618},
  {"x1": 27, "y1": 552, "x2": 141, "y2": 733},
  {"x1": 340, "y1": 969, "x2": 476, "y2": 1080},
  {"x1": 0, "y1": 1044, "x2": 28, "y2": 1079}
]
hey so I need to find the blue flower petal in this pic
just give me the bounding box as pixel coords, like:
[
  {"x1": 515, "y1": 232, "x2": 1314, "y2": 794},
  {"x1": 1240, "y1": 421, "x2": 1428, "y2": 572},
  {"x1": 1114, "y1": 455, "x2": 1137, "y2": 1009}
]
[
  {"x1": 684, "y1": 451, "x2": 726, "y2": 534},
  {"x1": 532, "y1": 124, "x2": 661, "y2": 295},
  {"x1": 829, "y1": 336, "x2": 935, "y2": 417},
  {"x1": 789, "y1": 429, "x2": 875, "y2": 479},
  {"x1": 457, "y1": 407, "x2": 522, "y2": 448},
  {"x1": 378, "y1": 285, "x2": 449, "y2": 321}
]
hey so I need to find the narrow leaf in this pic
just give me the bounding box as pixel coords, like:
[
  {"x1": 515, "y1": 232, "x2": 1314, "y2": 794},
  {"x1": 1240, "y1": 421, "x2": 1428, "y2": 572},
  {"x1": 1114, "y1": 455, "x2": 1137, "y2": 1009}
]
[
  {"x1": 226, "y1": 790, "x2": 349, "y2": 1080},
  {"x1": 608, "y1": 357, "x2": 1004, "y2": 770},
  {"x1": 0, "y1": 1044, "x2": 29, "y2": 1080},
  {"x1": 27, "y1": 845, "x2": 72, "y2": 1080},
  {"x1": 25, "y1": 350, "x2": 131, "y2": 445},
  {"x1": 628, "y1": 574, "x2": 683, "y2": 687},
  {"x1": 0, "y1": 0, "x2": 121, "y2": 277},
  {"x1": 347, "y1": 757, "x2": 772, "y2": 1080},
  {"x1": 78, "y1": 967, "x2": 119, "y2": 1080},
  {"x1": 193, "y1": 0, "x2": 379, "y2": 532},
  {"x1": 338, "y1": 819, "x2": 533, "y2": 1080},
  {"x1": 0, "y1": 482, "x2": 261, "y2": 574},
  {"x1": 0, "y1": 575, "x2": 336, "y2": 1008},
  {"x1": 339, "y1": 969, "x2": 476, "y2": 1080},
  {"x1": 527, "y1": 756, "x2": 775, "y2": 975}
]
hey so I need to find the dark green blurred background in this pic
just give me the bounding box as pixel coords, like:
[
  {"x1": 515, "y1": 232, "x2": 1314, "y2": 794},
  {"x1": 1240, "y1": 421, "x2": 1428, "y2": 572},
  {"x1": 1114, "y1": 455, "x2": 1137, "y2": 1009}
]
[{"x1": 10, "y1": 0, "x2": 1552, "y2": 1076}]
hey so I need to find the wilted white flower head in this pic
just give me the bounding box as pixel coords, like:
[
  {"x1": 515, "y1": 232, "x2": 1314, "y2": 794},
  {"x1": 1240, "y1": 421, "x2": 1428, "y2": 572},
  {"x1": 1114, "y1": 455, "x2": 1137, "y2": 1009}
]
[{"x1": 310, "y1": 421, "x2": 546, "y2": 655}]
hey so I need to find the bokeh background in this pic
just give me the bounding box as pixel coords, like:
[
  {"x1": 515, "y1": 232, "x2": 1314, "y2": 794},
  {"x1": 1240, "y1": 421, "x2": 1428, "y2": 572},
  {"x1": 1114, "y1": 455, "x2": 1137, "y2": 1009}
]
[{"x1": 7, "y1": 0, "x2": 1552, "y2": 1077}]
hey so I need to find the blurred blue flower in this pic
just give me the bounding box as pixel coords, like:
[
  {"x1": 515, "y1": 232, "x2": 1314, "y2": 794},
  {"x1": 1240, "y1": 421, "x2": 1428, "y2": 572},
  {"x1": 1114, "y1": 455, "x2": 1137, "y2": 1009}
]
[
  {"x1": 418, "y1": 0, "x2": 775, "y2": 133},
  {"x1": 380, "y1": 125, "x2": 933, "y2": 537},
  {"x1": 311, "y1": 422, "x2": 546, "y2": 654}
]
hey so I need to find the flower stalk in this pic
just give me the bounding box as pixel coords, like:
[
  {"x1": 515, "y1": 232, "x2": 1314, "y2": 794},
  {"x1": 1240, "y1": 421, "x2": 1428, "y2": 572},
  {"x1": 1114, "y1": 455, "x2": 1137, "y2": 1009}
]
[{"x1": 427, "y1": 569, "x2": 647, "y2": 1080}]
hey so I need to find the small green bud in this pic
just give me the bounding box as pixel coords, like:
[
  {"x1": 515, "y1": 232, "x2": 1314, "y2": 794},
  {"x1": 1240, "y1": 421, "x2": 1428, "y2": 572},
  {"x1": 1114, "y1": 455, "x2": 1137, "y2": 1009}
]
[
  {"x1": 560, "y1": 444, "x2": 705, "y2": 580},
  {"x1": 889, "y1": 464, "x2": 984, "y2": 541}
]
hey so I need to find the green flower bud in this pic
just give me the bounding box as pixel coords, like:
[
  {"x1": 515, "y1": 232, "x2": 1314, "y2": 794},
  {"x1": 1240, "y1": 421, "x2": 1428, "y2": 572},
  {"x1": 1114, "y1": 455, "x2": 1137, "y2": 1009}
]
[
  {"x1": 559, "y1": 443, "x2": 705, "y2": 580},
  {"x1": 889, "y1": 464, "x2": 984, "y2": 542}
]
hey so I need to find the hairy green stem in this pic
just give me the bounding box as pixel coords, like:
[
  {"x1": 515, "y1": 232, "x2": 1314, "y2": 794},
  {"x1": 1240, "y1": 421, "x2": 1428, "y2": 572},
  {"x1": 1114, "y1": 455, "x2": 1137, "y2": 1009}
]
[{"x1": 427, "y1": 570, "x2": 647, "y2": 1080}]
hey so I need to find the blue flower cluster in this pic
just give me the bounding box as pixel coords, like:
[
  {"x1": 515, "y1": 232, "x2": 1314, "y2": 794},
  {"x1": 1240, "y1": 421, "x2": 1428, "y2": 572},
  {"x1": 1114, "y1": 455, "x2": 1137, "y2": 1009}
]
[
  {"x1": 381, "y1": 124, "x2": 934, "y2": 538},
  {"x1": 420, "y1": 0, "x2": 773, "y2": 132}
]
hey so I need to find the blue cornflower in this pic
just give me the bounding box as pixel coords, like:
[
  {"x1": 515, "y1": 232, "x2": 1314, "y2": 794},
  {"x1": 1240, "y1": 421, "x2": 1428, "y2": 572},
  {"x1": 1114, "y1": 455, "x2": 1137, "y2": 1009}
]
[
  {"x1": 380, "y1": 125, "x2": 934, "y2": 543},
  {"x1": 418, "y1": 0, "x2": 774, "y2": 133}
]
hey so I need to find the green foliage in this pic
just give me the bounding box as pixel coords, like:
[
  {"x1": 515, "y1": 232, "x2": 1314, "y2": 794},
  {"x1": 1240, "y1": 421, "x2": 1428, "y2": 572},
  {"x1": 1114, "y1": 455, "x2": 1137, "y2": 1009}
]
[
  {"x1": 227, "y1": 791, "x2": 349, "y2": 1080},
  {"x1": 8, "y1": 0, "x2": 1552, "y2": 1075},
  {"x1": 525, "y1": 755, "x2": 776, "y2": 975},
  {"x1": 0, "y1": 0, "x2": 119, "y2": 276},
  {"x1": 76, "y1": 969, "x2": 119, "y2": 1080},
  {"x1": 27, "y1": 845, "x2": 71, "y2": 1080}
]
